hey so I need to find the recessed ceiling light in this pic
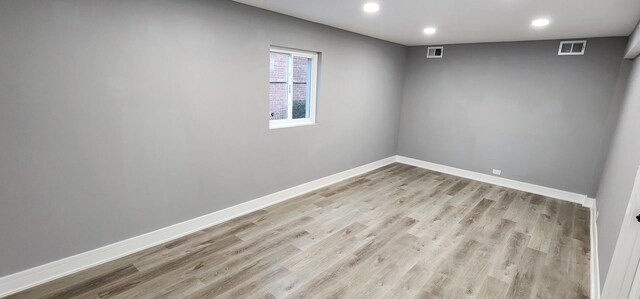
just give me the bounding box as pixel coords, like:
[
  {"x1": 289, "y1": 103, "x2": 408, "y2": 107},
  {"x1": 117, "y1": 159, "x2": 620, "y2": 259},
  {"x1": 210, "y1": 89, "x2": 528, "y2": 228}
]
[
  {"x1": 423, "y1": 27, "x2": 437, "y2": 35},
  {"x1": 531, "y1": 18, "x2": 550, "y2": 27},
  {"x1": 363, "y1": 3, "x2": 380, "y2": 13}
]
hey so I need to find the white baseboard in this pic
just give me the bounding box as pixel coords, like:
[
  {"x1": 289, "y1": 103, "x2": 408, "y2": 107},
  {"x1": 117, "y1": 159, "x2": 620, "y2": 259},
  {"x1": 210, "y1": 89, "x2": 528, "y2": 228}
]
[
  {"x1": 0, "y1": 156, "x2": 396, "y2": 297},
  {"x1": 395, "y1": 155, "x2": 589, "y2": 206},
  {"x1": 394, "y1": 155, "x2": 598, "y2": 296},
  {"x1": 590, "y1": 199, "x2": 601, "y2": 299},
  {"x1": 0, "y1": 155, "x2": 594, "y2": 297}
]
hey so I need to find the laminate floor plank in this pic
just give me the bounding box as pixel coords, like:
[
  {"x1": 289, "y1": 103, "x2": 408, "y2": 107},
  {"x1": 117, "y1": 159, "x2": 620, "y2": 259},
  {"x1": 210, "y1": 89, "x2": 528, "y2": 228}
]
[
  {"x1": 477, "y1": 276, "x2": 509, "y2": 299},
  {"x1": 8, "y1": 163, "x2": 590, "y2": 299},
  {"x1": 384, "y1": 264, "x2": 432, "y2": 299}
]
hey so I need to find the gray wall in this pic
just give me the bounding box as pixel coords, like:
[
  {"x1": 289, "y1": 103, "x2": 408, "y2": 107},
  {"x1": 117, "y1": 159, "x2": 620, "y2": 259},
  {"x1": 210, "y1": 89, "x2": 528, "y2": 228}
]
[
  {"x1": 397, "y1": 38, "x2": 628, "y2": 197},
  {"x1": 596, "y1": 57, "x2": 640, "y2": 287},
  {"x1": 0, "y1": 0, "x2": 406, "y2": 276}
]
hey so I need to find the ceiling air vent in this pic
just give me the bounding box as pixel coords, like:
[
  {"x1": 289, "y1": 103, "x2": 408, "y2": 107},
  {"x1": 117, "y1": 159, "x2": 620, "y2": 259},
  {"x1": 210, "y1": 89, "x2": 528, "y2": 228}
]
[
  {"x1": 558, "y1": 40, "x2": 586, "y2": 56},
  {"x1": 427, "y1": 46, "x2": 443, "y2": 58}
]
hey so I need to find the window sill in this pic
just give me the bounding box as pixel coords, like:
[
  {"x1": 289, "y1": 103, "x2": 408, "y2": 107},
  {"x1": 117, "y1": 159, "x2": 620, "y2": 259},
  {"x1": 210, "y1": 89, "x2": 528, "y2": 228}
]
[{"x1": 269, "y1": 120, "x2": 317, "y2": 130}]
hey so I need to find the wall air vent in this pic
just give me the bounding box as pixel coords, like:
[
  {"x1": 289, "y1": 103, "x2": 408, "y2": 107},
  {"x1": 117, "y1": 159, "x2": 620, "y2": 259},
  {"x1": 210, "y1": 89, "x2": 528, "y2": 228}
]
[
  {"x1": 558, "y1": 40, "x2": 586, "y2": 56},
  {"x1": 427, "y1": 46, "x2": 443, "y2": 58}
]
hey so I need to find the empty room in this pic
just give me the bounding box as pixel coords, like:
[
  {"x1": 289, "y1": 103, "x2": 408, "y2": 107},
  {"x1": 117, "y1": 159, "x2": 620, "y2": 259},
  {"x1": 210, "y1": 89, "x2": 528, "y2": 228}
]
[{"x1": 2, "y1": 0, "x2": 640, "y2": 298}]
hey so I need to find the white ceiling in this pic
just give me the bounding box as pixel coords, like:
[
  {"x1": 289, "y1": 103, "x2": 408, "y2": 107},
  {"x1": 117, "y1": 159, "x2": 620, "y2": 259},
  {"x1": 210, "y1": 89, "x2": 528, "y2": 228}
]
[{"x1": 233, "y1": 0, "x2": 640, "y2": 46}]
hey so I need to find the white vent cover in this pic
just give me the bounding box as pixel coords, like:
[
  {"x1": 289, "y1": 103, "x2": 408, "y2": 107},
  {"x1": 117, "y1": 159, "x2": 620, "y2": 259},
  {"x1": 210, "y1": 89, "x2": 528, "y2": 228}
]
[
  {"x1": 558, "y1": 40, "x2": 586, "y2": 56},
  {"x1": 427, "y1": 46, "x2": 443, "y2": 58}
]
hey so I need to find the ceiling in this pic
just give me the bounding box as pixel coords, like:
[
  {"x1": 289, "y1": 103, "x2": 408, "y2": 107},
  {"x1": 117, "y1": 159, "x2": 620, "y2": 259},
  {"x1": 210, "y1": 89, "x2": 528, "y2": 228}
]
[{"x1": 233, "y1": 0, "x2": 640, "y2": 46}]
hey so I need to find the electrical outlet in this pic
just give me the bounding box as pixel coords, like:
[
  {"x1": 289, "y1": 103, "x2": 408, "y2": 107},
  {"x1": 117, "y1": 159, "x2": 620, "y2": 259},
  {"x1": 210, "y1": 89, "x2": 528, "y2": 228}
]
[{"x1": 492, "y1": 169, "x2": 502, "y2": 176}]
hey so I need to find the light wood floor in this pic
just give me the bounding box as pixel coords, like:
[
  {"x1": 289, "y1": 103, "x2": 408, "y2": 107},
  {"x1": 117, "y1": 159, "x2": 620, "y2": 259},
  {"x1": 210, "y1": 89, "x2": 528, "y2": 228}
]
[{"x1": 9, "y1": 163, "x2": 590, "y2": 299}]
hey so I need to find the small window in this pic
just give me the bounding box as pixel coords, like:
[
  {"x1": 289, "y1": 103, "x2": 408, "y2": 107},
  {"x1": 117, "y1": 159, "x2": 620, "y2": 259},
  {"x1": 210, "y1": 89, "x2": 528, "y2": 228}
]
[
  {"x1": 427, "y1": 46, "x2": 443, "y2": 58},
  {"x1": 558, "y1": 40, "x2": 587, "y2": 56},
  {"x1": 269, "y1": 47, "x2": 318, "y2": 129}
]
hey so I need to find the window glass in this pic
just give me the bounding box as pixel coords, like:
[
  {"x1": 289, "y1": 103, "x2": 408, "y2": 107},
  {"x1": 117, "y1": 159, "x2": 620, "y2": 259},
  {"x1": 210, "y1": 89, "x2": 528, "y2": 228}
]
[{"x1": 269, "y1": 47, "x2": 318, "y2": 129}]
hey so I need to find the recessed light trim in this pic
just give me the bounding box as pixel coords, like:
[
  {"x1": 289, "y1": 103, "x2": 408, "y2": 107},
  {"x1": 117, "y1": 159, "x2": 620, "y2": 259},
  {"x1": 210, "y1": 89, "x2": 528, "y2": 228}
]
[
  {"x1": 531, "y1": 18, "x2": 550, "y2": 27},
  {"x1": 363, "y1": 3, "x2": 380, "y2": 13},
  {"x1": 423, "y1": 27, "x2": 437, "y2": 35}
]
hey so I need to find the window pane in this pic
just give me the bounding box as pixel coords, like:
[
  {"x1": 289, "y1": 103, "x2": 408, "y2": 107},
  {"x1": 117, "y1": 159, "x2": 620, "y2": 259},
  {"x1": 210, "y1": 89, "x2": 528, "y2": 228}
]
[
  {"x1": 268, "y1": 47, "x2": 318, "y2": 129},
  {"x1": 292, "y1": 56, "x2": 311, "y2": 119},
  {"x1": 269, "y1": 52, "x2": 289, "y2": 120}
]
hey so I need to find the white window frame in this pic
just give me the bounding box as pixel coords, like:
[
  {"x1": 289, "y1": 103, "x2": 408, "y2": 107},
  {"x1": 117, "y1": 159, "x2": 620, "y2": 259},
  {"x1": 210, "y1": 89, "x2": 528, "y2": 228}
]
[
  {"x1": 269, "y1": 47, "x2": 318, "y2": 129},
  {"x1": 558, "y1": 40, "x2": 587, "y2": 56}
]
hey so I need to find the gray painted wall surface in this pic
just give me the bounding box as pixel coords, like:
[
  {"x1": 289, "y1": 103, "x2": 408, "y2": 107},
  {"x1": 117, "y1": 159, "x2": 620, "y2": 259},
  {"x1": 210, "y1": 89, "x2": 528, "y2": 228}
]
[
  {"x1": 397, "y1": 38, "x2": 628, "y2": 198},
  {"x1": 596, "y1": 57, "x2": 640, "y2": 287},
  {"x1": 0, "y1": 0, "x2": 406, "y2": 276}
]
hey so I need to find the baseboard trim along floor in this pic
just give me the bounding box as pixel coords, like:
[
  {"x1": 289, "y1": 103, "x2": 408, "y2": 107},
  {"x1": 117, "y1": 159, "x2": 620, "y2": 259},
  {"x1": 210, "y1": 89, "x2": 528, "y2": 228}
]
[
  {"x1": 0, "y1": 157, "x2": 396, "y2": 297},
  {"x1": 397, "y1": 155, "x2": 599, "y2": 298},
  {"x1": 396, "y1": 155, "x2": 590, "y2": 207},
  {"x1": 0, "y1": 155, "x2": 594, "y2": 297}
]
